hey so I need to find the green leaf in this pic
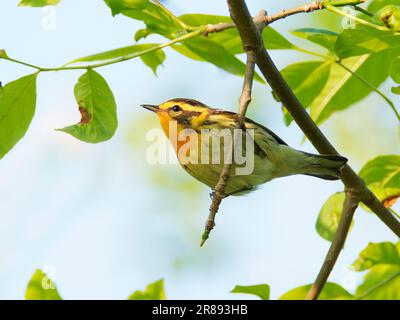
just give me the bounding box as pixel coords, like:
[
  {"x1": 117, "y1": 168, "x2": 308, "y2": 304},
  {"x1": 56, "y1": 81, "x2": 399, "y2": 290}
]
[
  {"x1": 280, "y1": 61, "x2": 331, "y2": 125},
  {"x1": 262, "y1": 27, "x2": 296, "y2": 50},
  {"x1": 280, "y1": 282, "x2": 352, "y2": 300},
  {"x1": 352, "y1": 242, "x2": 400, "y2": 271},
  {"x1": 128, "y1": 279, "x2": 166, "y2": 300},
  {"x1": 122, "y1": 3, "x2": 178, "y2": 37},
  {"x1": 356, "y1": 265, "x2": 400, "y2": 299},
  {"x1": 211, "y1": 27, "x2": 295, "y2": 54},
  {"x1": 292, "y1": 28, "x2": 339, "y2": 52},
  {"x1": 134, "y1": 28, "x2": 152, "y2": 42},
  {"x1": 58, "y1": 70, "x2": 118, "y2": 143},
  {"x1": 316, "y1": 192, "x2": 352, "y2": 242},
  {"x1": 369, "y1": 0, "x2": 400, "y2": 13},
  {"x1": 18, "y1": 0, "x2": 61, "y2": 6},
  {"x1": 214, "y1": 28, "x2": 295, "y2": 55},
  {"x1": 335, "y1": 27, "x2": 400, "y2": 59},
  {"x1": 66, "y1": 43, "x2": 166, "y2": 75},
  {"x1": 104, "y1": 0, "x2": 149, "y2": 15},
  {"x1": 140, "y1": 48, "x2": 166, "y2": 75},
  {"x1": 0, "y1": 49, "x2": 9, "y2": 59},
  {"x1": 390, "y1": 57, "x2": 400, "y2": 83},
  {"x1": 392, "y1": 85, "x2": 400, "y2": 94},
  {"x1": 179, "y1": 13, "x2": 232, "y2": 26},
  {"x1": 0, "y1": 74, "x2": 37, "y2": 159},
  {"x1": 202, "y1": 29, "x2": 244, "y2": 55},
  {"x1": 369, "y1": 186, "x2": 400, "y2": 208},
  {"x1": 66, "y1": 43, "x2": 160, "y2": 65},
  {"x1": 359, "y1": 155, "x2": 400, "y2": 208},
  {"x1": 181, "y1": 37, "x2": 265, "y2": 83},
  {"x1": 25, "y1": 269, "x2": 62, "y2": 300},
  {"x1": 360, "y1": 155, "x2": 400, "y2": 187},
  {"x1": 179, "y1": 14, "x2": 294, "y2": 53},
  {"x1": 310, "y1": 50, "x2": 399, "y2": 124},
  {"x1": 231, "y1": 284, "x2": 270, "y2": 300},
  {"x1": 374, "y1": 5, "x2": 400, "y2": 31},
  {"x1": 171, "y1": 44, "x2": 203, "y2": 61}
]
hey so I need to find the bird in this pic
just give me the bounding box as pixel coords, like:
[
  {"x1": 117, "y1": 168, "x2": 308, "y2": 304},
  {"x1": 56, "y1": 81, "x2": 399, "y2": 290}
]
[{"x1": 141, "y1": 98, "x2": 347, "y2": 196}]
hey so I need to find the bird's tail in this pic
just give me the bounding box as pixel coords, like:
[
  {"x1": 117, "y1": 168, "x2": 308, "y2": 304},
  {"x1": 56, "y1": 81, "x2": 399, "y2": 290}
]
[{"x1": 300, "y1": 152, "x2": 348, "y2": 180}]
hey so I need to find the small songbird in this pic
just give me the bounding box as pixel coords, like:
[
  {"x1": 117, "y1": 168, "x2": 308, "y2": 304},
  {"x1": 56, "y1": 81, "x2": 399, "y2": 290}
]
[{"x1": 142, "y1": 98, "x2": 347, "y2": 196}]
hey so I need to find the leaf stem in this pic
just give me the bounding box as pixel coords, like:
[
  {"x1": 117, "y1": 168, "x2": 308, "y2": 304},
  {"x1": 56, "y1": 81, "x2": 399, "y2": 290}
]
[
  {"x1": 2, "y1": 29, "x2": 204, "y2": 72},
  {"x1": 355, "y1": 270, "x2": 400, "y2": 300},
  {"x1": 152, "y1": 0, "x2": 197, "y2": 31},
  {"x1": 292, "y1": 47, "x2": 400, "y2": 123},
  {"x1": 63, "y1": 29, "x2": 204, "y2": 70},
  {"x1": 293, "y1": 46, "x2": 336, "y2": 61},
  {"x1": 389, "y1": 208, "x2": 400, "y2": 219},
  {"x1": 1, "y1": 56, "x2": 42, "y2": 71},
  {"x1": 353, "y1": 5, "x2": 374, "y2": 17},
  {"x1": 323, "y1": 0, "x2": 366, "y2": 6},
  {"x1": 337, "y1": 61, "x2": 400, "y2": 122}
]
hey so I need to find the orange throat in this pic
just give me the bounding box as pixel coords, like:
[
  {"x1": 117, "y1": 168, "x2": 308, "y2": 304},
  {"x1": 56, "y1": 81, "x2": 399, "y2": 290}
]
[{"x1": 157, "y1": 113, "x2": 187, "y2": 152}]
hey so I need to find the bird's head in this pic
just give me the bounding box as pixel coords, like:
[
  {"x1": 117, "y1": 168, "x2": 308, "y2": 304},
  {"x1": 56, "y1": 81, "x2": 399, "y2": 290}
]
[{"x1": 141, "y1": 98, "x2": 215, "y2": 136}]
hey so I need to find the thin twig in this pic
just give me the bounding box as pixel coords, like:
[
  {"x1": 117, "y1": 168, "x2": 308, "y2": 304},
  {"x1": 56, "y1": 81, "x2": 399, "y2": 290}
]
[
  {"x1": 1, "y1": 29, "x2": 204, "y2": 72},
  {"x1": 389, "y1": 208, "x2": 400, "y2": 219},
  {"x1": 353, "y1": 5, "x2": 374, "y2": 17},
  {"x1": 305, "y1": 188, "x2": 360, "y2": 300},
  {"x1": 263, "y1": 0, "x2": 324, "y2": 24},
  {"x1": 152, "y1": 0, "x2": 196, "y2": 31},
  {"x1": 200, "y1": 41, "x2": 257, "y2": 247},
  {"x1": 227, "y1": 0, "x2": 400, "y2": 299}
]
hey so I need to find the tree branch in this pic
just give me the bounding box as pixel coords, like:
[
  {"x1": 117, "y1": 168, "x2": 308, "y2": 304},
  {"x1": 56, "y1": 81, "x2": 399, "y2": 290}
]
[
  {"x1": 227, "y1": 0, "x2": 400, "y2": 299},
  {"x1": 200, "y1": 49, "x2": 257, "y2": 247},
  {"x1": 205, "y1": 0, "x2": 366, "y2": 35},
  {"x1": 305, "y1": 188, "x2": 360, "y2": 300}
]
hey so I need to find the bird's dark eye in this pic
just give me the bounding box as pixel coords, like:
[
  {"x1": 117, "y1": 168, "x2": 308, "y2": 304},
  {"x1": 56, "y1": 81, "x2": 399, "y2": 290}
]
[{"x1": 171, "y1": 105, "x2": 182, "y2": 112}]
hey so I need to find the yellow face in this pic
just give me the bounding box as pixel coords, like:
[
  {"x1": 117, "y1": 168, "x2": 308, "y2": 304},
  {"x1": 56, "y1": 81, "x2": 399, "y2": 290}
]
[{"x1": 141, "y1": 98, "x2": 212, "y2": 137}]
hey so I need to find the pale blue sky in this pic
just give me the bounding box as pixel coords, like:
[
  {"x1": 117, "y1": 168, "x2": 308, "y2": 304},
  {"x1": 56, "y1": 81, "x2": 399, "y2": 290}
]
[{"x1": 0, "y1": 0, "x2": 398, "y2": 299}]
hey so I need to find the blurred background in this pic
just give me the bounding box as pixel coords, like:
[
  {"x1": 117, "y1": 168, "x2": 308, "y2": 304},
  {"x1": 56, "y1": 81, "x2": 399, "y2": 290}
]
[{"x1": 0, "y1": 0, "x2": 398, "y2": 299}]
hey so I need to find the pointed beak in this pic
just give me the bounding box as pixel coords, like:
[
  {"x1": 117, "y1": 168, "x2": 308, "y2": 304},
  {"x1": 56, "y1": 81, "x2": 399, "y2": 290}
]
[{"x1": 141, "y1": 104, "x2": 159, "y2": 113}]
